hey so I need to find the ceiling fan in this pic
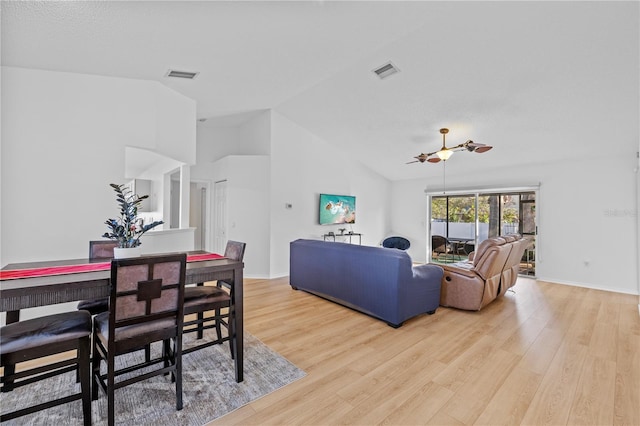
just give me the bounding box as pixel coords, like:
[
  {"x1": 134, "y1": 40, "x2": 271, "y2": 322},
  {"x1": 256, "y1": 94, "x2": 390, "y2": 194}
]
[{"x1": 408, "y1": 128, "x2": 493, "y2": 164}]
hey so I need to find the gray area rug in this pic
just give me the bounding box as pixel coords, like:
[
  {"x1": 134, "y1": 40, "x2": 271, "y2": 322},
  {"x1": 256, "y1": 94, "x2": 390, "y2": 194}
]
[{"x1": 2, "y1": 332, "x2": 305, "y2": 425}]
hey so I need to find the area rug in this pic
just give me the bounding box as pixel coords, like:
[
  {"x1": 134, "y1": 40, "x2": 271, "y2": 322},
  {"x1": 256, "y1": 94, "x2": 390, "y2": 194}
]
[{"x1": 2, "y1": 332, "x2": 306, "y2": 425}]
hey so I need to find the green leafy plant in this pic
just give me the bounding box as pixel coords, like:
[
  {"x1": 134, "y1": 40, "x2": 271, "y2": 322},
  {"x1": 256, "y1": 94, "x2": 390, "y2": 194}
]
[{"x1": 102, "y1": 183, "x2": 164, "y2": 248}]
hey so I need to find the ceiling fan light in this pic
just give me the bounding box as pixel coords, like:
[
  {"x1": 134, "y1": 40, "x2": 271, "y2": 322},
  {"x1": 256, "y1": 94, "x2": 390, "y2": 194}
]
[{"x1": 436, "y1": 149, "x2": 453, "y2": 161}]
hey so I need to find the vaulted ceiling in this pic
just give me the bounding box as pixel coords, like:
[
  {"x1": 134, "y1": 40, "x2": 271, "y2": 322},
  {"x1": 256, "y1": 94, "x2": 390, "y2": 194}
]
[{"x1": 2, "y1": 1, "x2": 638, "y2": 181}]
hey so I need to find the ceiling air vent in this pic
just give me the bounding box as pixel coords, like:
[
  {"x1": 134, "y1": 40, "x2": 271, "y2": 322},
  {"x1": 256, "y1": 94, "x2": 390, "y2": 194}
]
[
  {"x1": 165, "y1": 69, "x2": 199, "y2": 79},
  {"x1": 372, "y1": 62, "x2": 400, "y2": 79}
]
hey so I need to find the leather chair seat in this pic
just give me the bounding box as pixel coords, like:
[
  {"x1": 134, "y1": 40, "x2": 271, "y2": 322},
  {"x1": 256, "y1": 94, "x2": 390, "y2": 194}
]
[
  {"x1": 183, "y1": 286, "x2": 230, "y2": 314},
  {"x1": 1, "y1": 310, "x2": 91, "y2": 354},
  {"x1": 77, "y1": 298, "x2": 108, "y2": 315},
  {"x1": 94, "y1": 312, "x2": 176, "y2": 343},
  {"x1": 1, "y1": 310, "x2": 92, "y2": 424}
]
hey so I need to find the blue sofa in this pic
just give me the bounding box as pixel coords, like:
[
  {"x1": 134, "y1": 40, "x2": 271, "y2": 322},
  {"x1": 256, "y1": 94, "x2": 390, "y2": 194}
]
[{"x1": 289, "y1": 239, "x2": 443, "y2": 327}]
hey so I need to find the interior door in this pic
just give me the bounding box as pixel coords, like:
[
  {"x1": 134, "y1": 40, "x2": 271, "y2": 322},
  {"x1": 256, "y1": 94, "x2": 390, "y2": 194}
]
[
  {"x1": 189, "y1": 182, "x2": 208, "y2": 251},
  {"x1": 213, "y1": 180, "x2": 228, "y2": 255}
]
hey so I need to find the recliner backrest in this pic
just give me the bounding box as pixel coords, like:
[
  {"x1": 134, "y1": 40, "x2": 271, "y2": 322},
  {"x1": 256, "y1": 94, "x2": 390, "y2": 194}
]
[
  {"x1": 500, "y1": 235, "x2": 531, "y2": 294},
  {"x1": 472, "y1": 237, "x2": 511, "y2": 281}
]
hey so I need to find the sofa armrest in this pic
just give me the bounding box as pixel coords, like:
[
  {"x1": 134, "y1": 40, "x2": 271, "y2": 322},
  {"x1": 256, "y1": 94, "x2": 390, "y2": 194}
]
[
  {"x1": 397, "y1": 263, "x2": 443, "y2": 318},
  {"x1": 412, "y1": 263, "x2": 445, "y2": 281}
]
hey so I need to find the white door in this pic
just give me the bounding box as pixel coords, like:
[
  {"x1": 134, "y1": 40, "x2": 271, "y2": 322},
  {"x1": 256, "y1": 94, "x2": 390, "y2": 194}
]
[
  {"x1": 189, "y1": 182, "x2": 208, "y2": 251},
  {"x1": 213, "y1": 180, "x2": 228, "y2": 254}
]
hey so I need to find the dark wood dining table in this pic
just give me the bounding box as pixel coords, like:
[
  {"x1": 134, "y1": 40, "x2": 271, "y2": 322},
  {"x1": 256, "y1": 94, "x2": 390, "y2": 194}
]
[{"x1": 0, "y1": 251, "x2": 244, "y2": 382}]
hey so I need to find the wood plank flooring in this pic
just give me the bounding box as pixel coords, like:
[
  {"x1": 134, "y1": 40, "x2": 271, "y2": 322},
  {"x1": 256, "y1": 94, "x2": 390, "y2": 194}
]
[{"x1": 209, "y1": 277, "x2": 639, "y2": 426}]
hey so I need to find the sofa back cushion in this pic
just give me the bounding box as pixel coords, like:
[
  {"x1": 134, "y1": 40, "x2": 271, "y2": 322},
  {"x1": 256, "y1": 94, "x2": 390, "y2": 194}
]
[{"x1": 290, "y1": 239, "x2": 412, "y2": 310}]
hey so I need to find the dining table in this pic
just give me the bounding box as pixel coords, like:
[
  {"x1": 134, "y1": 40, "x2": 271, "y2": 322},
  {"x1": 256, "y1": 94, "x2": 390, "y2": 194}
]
[{"x1": 0, "y1": 251, "x2": 245, "y2": 382}]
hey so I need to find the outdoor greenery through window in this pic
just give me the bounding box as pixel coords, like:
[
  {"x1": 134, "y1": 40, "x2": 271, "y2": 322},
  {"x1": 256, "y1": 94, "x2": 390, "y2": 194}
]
[{"x1": 429, "y1": 190, "x2": 536, "y2": 276}]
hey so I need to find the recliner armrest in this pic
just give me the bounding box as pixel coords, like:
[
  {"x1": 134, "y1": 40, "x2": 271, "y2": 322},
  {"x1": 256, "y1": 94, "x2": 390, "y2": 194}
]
[{"x1": 440, "y1": 263, "x2": 478, "y2": 279}]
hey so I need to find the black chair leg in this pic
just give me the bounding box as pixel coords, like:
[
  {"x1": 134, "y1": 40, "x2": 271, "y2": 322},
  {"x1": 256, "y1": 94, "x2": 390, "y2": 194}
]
[
  {"x1": 163, "y1": 339, "x2": 176, "y2": 383},
  {"x1": 78, "y1": 336, "x2": 92, "y2": 426},
  {"x1": 215, "y1": 308, "x2": 223, "y2": 342},
  {"x1": 91, "y1": 347, "x2": 100, "y2": 401},
  {"x1": 175, "y1": 340, "x2": 183, "y2": 411},
  {"x1": 107, "y1": 355, "x2": 116, "y2": 426},
  {"x1": 229, "y1": 307, "x2": 235, "y2": 360},
  {"x1": 2, "y1": 364, "x2": 15, "y2": 392},
  {"x1": 196, "y1": 312, "x2": 205, "y2": 339}
]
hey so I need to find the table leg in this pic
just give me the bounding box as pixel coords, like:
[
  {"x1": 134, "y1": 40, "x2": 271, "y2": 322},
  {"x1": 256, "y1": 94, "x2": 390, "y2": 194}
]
[
  {"x1": 3, "y1": 311, "x2": 20, "y2": 392},
  {"x1": 6, "y1": 310, "x2": 20, "y2": 324},
  {"x1": 195, "y1": 282, "x2": 205, "y2": 339},
  {"x1": 233, "y1": 266, "x2": 243, "y2": 383}
]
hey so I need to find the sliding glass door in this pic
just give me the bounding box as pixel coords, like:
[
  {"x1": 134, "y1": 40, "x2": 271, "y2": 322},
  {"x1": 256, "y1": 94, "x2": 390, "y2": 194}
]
[
  {"x1": 431, "y1": 195, "x2": 477, "y2": 262},
  {"x1": 428, "y1": 188, "x2": 537, "y2": 276}
]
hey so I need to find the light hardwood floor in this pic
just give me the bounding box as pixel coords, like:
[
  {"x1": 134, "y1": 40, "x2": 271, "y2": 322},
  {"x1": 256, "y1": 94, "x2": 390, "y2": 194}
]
[{"x1": 210, "y1": 276, "x2": 639, "y2": 426}]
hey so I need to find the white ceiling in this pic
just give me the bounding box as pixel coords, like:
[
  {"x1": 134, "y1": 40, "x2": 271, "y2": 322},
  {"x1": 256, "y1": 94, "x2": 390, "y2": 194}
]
[{"x1": 2, "y1": 1, "x2": 638, "y2": 181}]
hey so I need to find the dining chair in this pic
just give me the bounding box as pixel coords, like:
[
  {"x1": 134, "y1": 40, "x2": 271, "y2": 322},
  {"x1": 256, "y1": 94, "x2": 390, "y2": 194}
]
[
  {"x1": 89, "y1": 240, "x2": 119, "y2": 260},
  {"x1": 0, "y1": 310, "x2": 92, "y2": 425},
  {"x1": 76, "y1": 240, "x2": 117, "y2": 315},
  {"x1": 381, "y1": 236, "x2": 411, "y2": 250},
  {"x1": 79, "y1": 240, "x2": 156, "y2": 362},
  {"x1": 432, "y1": 235, "x2": 455, "y2": 262},
  {"x1": 182, "y1": 240, "x2": 246, "y2": 359},
  {"x1": 92, "y1": 253, "x2": 186, "y2": 426}
]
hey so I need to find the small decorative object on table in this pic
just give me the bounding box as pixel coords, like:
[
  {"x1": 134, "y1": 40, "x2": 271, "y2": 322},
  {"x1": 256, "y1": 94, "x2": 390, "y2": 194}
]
[
  {"x1": 102, "y1": 183, "x2": 164, "y2": 258},
  {"x1": 338, "y1": 228, "x2": 346, "y2": 235}
]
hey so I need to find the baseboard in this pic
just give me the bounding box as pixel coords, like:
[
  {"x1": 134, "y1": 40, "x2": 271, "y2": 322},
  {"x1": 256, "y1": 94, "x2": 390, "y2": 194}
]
[{"x1": 535, "y1": 276, "x2": 639, "y2": 296}]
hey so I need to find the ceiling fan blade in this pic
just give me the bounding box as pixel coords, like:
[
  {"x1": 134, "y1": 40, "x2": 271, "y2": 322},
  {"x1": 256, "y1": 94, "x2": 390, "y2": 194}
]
[
  {"x1": 407, "y1": 154, "x2": 428, "y2": 164},
  {"x1": 411, "y1": 130, "x2": 493, "y2": 165},
  {"x1": 474, "y1": 145, "x2": 493, "y2": 153}
]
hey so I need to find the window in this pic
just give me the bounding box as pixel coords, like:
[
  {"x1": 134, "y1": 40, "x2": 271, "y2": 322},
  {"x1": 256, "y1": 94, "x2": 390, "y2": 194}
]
[{"x1": 427, "y1": 188, "x2": 536, "y2": 276}]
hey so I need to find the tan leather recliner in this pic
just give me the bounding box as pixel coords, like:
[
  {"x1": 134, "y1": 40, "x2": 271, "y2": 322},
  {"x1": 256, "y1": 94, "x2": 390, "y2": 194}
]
[
  {"x1": 499, "y1": 236, "x2": 532, "y2": 296},
  {"x1": 439, "y1": 235, "x2": 528, "y2": 311}
]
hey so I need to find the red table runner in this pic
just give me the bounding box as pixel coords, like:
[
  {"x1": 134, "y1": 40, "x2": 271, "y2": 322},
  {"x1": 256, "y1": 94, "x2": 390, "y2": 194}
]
[{"x1": 0, "y1": 253, "x2": 224, "y2": 280}]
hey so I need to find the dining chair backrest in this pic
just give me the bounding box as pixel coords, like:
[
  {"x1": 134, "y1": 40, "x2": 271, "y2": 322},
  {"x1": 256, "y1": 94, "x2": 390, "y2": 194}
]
[
  {"x1": 382, "y1": 236, "x2": 411, "y2": 250},
  {"x1": 431, "y1": 235, "x2": 450, "y2": 254},
  {"x1": 90, "y1": 240, "x2": 118, "y2": 259},
  {"x1": 224, "y1": 240, "x2": 246, "y2": 262},
  {"x1": 108, "y1": 253, "x2": 186, "y2": 333}
]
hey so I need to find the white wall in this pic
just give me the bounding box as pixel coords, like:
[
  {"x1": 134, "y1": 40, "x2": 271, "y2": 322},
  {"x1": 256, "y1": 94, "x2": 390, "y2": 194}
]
[
  {"x1": 1, "y1": 67, "x2": 196, "y2": 265},
  {"x1": 269, "y1": 111, "x2": 392, "y2": 277},
  {"x1": 194, "y1": 111, "x2": 393, "y2": 278},
  {"x1": 391, "y1": 154, "x2": 639, "y2": 295},
  {"x1": 153, "y1": 87, "x2": 196, "y2": 165},
  {"x1": 1, "y1": 67, "x2": 196, "y2": 322},
  {"x1": 192, "y1": 113, "x2": 272, "y2": 278},
  {"x1": 205, "y1": 155, "x2": 271, "y2": 278},
  {"x1": 196, "y1": 110, "x2": 270, "y2": 163}
]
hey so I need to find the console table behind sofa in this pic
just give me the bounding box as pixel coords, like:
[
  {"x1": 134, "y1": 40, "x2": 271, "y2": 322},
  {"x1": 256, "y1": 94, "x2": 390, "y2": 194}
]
[{"x1": 289, "y1": 239, "x2": 443, "y2": 327}]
